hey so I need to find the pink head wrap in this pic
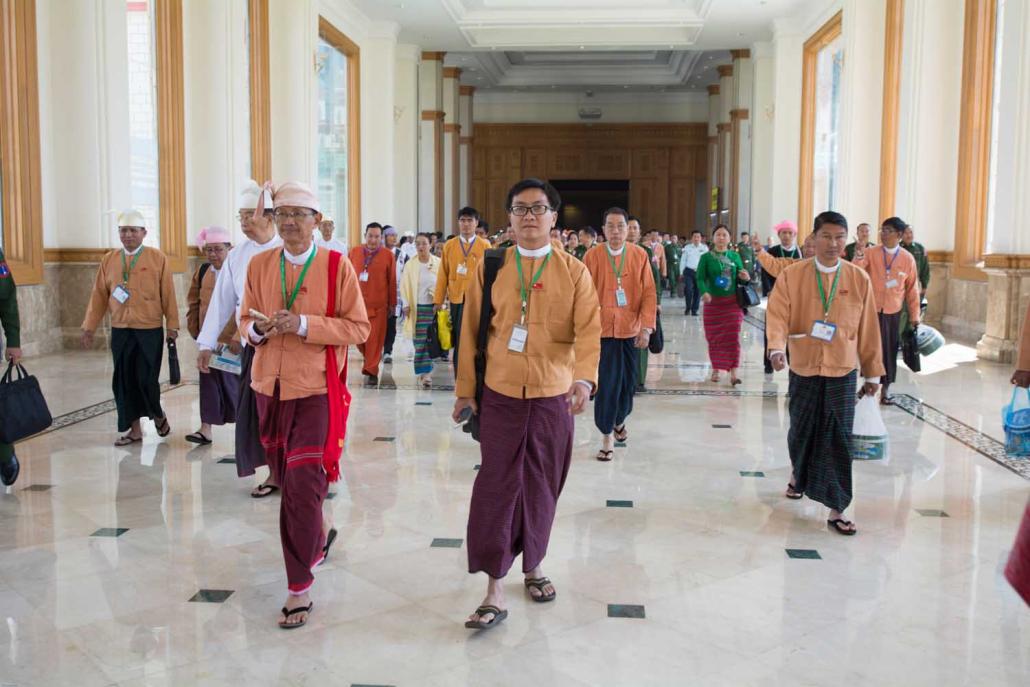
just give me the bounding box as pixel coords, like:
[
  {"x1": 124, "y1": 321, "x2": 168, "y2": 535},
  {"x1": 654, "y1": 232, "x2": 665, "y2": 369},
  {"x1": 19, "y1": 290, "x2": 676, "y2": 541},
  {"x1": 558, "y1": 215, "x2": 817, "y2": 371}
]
[
  {"x1": 272, "y1": 181, "x2": 320, "y2": 213},
  {"x1": 196, "y1": 225, "x2": 231, "y2": 247},
  {"x1": 774, "y1": 220, "x2": 798, "y2": 235}
]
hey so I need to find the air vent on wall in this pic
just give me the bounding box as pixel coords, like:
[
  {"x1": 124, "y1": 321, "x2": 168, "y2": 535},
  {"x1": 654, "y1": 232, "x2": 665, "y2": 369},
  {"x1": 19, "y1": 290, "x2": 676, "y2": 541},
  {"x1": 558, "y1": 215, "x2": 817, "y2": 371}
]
[{"x1": 578, "y1": 107, "x2": 602, "y2": 120}]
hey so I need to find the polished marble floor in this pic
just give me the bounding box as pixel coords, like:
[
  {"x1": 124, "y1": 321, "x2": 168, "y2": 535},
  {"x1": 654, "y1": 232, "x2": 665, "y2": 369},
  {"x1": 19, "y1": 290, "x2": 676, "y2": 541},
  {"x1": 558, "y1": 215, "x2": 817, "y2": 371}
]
[{"x1": 2, "y1": 299, "x2": 1028, "y2": 686}]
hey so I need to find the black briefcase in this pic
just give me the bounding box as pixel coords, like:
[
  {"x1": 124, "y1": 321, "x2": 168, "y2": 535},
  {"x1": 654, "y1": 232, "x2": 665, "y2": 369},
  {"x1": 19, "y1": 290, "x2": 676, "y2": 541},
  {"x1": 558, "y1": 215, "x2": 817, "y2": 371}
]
[
  {"x1": 0, "y1": 362, "x2": 53, "y2": 443},
  {"x1": 167, "y1": 336, "x2": 181, "y2": 385},
  {"x1": 426, "y1": 317, "x2": 445, "y2": 359}
]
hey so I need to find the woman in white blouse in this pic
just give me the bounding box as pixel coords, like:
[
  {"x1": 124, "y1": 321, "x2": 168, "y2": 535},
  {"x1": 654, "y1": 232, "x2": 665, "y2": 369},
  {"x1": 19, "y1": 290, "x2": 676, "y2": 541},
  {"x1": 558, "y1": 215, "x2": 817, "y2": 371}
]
[{"x1": 400, "y1": 234, "x2": 442, "y2": 388}]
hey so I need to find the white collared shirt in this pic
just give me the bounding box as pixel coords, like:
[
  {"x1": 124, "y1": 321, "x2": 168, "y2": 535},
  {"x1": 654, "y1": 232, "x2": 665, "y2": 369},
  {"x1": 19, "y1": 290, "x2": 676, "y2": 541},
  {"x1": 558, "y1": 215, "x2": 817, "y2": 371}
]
[
  {"x1": 606, "y1": 245, "x2": 625, "y2": 256},
  {"x1": 815, "y1": 258, "x2": 841, "y2": 273},
  {"x1": 516, "y1": 243, "x2": 552, "y2": 258},
  {"x1": 681, "y1": 243, "x2": 709, "y2": 271},
  {"x1": 247, "y1": 243, "x2": 315, "y2": 343}
]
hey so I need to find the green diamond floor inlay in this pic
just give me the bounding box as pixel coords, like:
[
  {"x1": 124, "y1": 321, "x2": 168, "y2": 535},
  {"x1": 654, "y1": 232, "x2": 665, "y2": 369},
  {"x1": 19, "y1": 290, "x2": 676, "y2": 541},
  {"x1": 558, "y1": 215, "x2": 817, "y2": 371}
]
[
  {"x1": 217, "y1": 457, "x2": 236, "y2": 464},
  {"x1": 785, "y1": 549, "x2": 822, "y2": 560},
  {"x1": 739, "y1": 471, "x2": 765, "y2": 477},
  {"x1": 915, "y1": 509, "x2": 950, "y2": 517},
  {"x1": 22, "y1": 484, "x2": 53, "y2": 491},
  {"x1": 373, "y1": 437, "x2": 395, "y2": 442},
  {"x1": 415, "y1": 401, "x2": 432, "y2": 406},
  {"x1": 431, "y1": 538, "x2": 463, "y2": 548},
  {"x1": 607, "y1": 604, "x2": 646, "y2": 619},
  {"x1": 91, "y1": 528, "x2": 129, "y2": 537},
  {"x1": 189, "y1": 589, "x2": 234, "y2": 603},
  {"x1": 606, "y1": 500, "x2": 633, "y2": 508},
  {"x1": 712, "y1": 424, "x2": 732, "y2": 429},
  {"x1": 473, "y1": 464, "x2": 481, "y2": 470},
  {"x1": 614, "y1": 441, "x2": 627, "y2": 448}
]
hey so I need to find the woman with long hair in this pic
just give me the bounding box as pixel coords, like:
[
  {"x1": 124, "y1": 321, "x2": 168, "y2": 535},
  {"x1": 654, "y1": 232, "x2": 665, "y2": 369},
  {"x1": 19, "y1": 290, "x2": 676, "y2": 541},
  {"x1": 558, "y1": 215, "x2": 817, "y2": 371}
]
[
  {"x1": 696, "y1": 225, "x2": 750, "y2": 385},
  {"x1": 400, "y1": 234, "x2": 442, "y2": 388}
]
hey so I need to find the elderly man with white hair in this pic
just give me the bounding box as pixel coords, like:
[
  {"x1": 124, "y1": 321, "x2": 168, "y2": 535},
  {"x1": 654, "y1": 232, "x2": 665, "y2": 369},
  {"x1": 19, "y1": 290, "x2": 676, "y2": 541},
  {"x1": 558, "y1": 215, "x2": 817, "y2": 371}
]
[{"x1": 81, "y1": 209, "x2": 180, "y2": 446}]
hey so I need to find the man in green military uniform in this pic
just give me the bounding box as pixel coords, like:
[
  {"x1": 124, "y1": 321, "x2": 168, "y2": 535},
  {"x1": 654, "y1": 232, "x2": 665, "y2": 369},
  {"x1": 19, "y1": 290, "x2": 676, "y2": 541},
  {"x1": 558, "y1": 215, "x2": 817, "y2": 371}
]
[
  {"x1": 628, "y1": 217, "x2": 660, "y2": 392},
  {"x1": 844, "y1": 222, "x2": 875, "y2": 261},
  {"x1": 901, "y1": 225, "x2": 930, "y2": 292},
  {"x1": 663, "y1": 233, "x2": 681, "y2": 298},
  {"x1": 0, "y1": 247, "x2": 23, "y2": 485},
  {"x1": 736, "y1": 231, "x2": 756, "y2": 277}
]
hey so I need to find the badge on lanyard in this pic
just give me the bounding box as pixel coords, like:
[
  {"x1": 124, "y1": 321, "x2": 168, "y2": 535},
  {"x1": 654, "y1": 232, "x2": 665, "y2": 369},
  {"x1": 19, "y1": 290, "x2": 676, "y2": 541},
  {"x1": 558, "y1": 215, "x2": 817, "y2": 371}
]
[
  {"x1": 113, "y1": 284, "x2": 130, "y2": 304},
  {"x1": 810, "y1": 320, "x2": 837, "y2": 342},
  {"x1": 885, "y1": 278, "x2": 899, "y2": 289},
  {"x1": 508, "y1": 324, "x2": 529, "y2": 352},
  {"x1": 359, "y1": 271, "x2": 369, "y2": 282},
  {"x1": 457, "y1": 263, "x2": 468, "y2": 276},
  {"x1": 615, "y1": 287, "x2": 628, "y2": 307}
]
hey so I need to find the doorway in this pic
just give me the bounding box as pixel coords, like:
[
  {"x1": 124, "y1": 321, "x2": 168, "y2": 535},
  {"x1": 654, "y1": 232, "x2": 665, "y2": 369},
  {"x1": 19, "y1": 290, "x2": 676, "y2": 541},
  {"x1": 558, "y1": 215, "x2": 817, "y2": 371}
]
[{"x1": 550, "y1": 179, "x2": 630, "y2": 230}]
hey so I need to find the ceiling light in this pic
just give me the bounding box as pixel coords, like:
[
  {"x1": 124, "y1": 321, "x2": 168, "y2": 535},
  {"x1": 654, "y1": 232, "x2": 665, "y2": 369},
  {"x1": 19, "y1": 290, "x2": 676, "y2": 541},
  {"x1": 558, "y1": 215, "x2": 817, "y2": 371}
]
[{"x1": 579, "y1": 45, "x2": 585, "y2": 50}]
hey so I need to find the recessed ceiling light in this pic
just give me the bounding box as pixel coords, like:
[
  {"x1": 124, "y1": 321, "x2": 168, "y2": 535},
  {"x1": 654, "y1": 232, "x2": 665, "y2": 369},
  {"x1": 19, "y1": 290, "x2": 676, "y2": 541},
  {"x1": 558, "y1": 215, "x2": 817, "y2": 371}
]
[{"x1": 579, "y1": 45, "x2": 585, "y2": 50}]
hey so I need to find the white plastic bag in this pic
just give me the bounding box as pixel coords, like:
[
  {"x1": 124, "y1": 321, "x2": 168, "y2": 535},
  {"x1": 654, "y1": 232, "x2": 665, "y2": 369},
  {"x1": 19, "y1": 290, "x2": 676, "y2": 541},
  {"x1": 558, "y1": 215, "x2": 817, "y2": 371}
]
[{"x1": 852, "y1": 394, "x2": 888, "y2": 461}]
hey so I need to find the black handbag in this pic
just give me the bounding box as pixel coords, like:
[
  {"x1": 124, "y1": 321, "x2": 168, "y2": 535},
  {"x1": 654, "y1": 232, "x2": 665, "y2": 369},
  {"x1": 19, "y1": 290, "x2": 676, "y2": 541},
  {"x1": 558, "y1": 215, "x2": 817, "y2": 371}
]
[
  {"x1": 902, "y1": 327, "x2": 921, "y2": 372},
  {"x1": 426, "y1": 317, "x2": 445, "y2": 359},
  {"x1": 736, "y1": 280, "x2": 761, "y2": 309},
  {"x1": 464, "y1": 249, "x2": 507, "y2": 442},
  {"x1": 648, "y1": 316, "x2": 664, "y2": 354},
  {"x1": 167, "y1": 336, "x2": 181, "y2": 385},
  {"x1": 0, "y1": 362, "x2": 53, "y2": 443}
]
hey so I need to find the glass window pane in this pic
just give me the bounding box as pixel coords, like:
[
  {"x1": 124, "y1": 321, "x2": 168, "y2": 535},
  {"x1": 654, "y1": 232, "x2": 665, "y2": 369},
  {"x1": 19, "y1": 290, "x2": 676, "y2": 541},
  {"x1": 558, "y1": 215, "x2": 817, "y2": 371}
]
[
  {"x1": 126, "y1": 0, "x2": 160, "y2": 244},
  {"x1": 317, "y1": 38, "x2": 348, "y2": 231},
  {"x1": 812, "y1": 35, "x2": 843, "y2": 215}
]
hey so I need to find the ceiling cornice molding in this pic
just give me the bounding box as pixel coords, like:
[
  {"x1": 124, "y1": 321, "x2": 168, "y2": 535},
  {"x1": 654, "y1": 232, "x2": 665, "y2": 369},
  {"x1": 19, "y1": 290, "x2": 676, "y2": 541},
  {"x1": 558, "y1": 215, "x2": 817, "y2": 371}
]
[{"x1": 366, "y1": 20, "x2": 400, "y2": 41}]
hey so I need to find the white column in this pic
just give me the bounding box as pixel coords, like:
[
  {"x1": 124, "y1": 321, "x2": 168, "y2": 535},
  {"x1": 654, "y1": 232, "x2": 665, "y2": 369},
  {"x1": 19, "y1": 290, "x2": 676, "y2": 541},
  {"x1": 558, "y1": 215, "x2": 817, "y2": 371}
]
[
  {"x1": 837, "y1": 0, "x2": 887, "y2": 226},
  {"x1": 418, "y1": 53, "x2": 444, "y2": 231},
  {"x1": 458, "y1": 86, "x2": 474, "y2": 209},
  {"x1": 182, "y1": 0, "x2": 250, "y2": 243},
  {"x1": 442, "y1": 67, "x2": 461, "y2": 233},
  {"x1": 894, "y1": 0, "x2": 963, "y2": 252},
  {"x1": 732, "y1": 51, "x2": 753, "y2": 235},
  {"x1": 769, "y1": 19, "x2": 803, "y2": 229},
  {"x1": 750, "y1": 41, "x2": 776, "y2": 237},
  {"x1": 268, "y1": 0, "x2": 316, "y2": 184},
  {"x1": 393, "y1": 43, "x2": 420, "y2": 231},
  {"x1": 360, "y1": 26, "x2": 398, "y2": 227}
]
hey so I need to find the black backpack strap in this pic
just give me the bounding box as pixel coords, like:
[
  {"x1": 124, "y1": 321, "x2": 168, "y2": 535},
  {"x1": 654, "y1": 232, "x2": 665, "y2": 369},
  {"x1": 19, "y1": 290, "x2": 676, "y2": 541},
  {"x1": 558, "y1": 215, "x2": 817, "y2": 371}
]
[
  {"x1": 474, "y1": 248, "x2": 507, "y2": 405},
  {"x1": 198, "y1": 261, "x2": 212, "y2": 284}
]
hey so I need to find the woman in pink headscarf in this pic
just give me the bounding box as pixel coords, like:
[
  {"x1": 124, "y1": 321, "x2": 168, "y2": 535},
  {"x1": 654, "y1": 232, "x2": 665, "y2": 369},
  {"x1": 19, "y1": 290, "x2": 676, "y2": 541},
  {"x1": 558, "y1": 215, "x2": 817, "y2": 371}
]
[{"x1": 186, "y1": 226, "x2": 238, "y2": 444}]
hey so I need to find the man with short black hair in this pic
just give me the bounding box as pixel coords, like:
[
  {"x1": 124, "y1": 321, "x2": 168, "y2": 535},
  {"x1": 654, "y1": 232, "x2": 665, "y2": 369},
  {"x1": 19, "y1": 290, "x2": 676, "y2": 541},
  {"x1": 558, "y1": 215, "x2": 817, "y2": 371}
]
[
  {"x1": 767, "y1": 210, "x2": 884, "y2": 536},
  {"x1": 349, "y1": 222, "x2": 397, "y2": 385},
  {"x1": 575, "y1": 226, "x2": 597, "y2": 260},
  {"x1": 455, "y1": 178, "x2": 600, "y2": 631},
  {"x1": 434, "y1": 206, "x2": 487, "y2": 370},
  {"x1": 844, "y1": 223, "x2": 874, "y2": 262},
  {"x1": 680, "y1": 230, "x2": 709, "y2": 316}
]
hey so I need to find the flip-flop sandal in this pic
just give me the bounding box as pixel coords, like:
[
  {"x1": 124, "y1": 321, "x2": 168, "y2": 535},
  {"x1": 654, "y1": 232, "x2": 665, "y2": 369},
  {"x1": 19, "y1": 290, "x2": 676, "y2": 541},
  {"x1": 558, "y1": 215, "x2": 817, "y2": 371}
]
[
  {"x1": 185, "y1": 432, "x2": 212, "y2": 445},
  {"x1": 278, "y1": 602, "x2": 313, "y2": 629},
  {"x1": 613, "y1": 425, "x2": 628, "y2": 442},
  {"x1": 155, "y1": 417, "x2": 171, "y2": 437},
  {"x1": 250, "y1": 483, "x2": 280, "y2": 499},
  {"x1": 731, "y1": 378, "x2": 742, "y2": 386},
  {"x1": 785, "y1": 484, "x2": 803, "y2": 500},
  {"x1": 114, "y1": 434, "x2": 142, "y2": 447},
  {"x1": 464, "y1": 605, "x2": 508, "y2": 630},
  {"x1": 828, "y1": 518, "x2": 857, "y2": 536},
  {"x1": 524, "y1": 577, "x2": 556, "y2": 603},
  {"x1": 880, "y1": 397, "x2": 895, "y2": 406},
  {"x1": 596, "y1": 449, "x2": 613, "y2": 462},
  {"x1": 321, "y1": 528, "x2": 338, "y2": 563}
]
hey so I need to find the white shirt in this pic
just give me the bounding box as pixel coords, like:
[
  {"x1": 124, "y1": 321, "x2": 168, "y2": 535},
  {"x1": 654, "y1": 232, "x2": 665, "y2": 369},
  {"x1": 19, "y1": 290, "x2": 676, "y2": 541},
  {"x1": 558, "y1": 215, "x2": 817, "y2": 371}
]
[
  {"x1": 815, "y1": 258, "x2": 841, "y2": 273},
  {"x1": 315, "y1": 235, "x2": 348, "y2": 255},
  {"x1": 417, "y1": 260, "x2": 437, "y2": 305},
  {"x1": 516, "y1": 244, "x2": 552, "y2": 258},
  {"x1": 886, "y1": 244, "x2": 902, "y2": 255},
  {"x1": 606, "y1": 245, "x2": 625, "y2": 256},
  {"x1": 681, "y1": 243, "x2": 709, "y2": 272},
  {"x1": 197, "y1": 234, "x2": 282, "y2": 351}
]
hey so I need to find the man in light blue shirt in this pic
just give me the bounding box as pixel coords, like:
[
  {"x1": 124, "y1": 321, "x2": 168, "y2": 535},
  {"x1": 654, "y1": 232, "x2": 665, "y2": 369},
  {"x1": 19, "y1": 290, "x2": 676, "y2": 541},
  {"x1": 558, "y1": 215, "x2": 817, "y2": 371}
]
[{"x1": 680, "y1": 230, "x2": 709, "y2": 316}]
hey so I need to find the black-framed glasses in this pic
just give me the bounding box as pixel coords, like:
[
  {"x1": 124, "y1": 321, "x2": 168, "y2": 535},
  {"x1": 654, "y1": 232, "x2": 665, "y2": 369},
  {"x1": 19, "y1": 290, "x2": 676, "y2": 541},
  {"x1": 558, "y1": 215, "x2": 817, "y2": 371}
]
[
  {"x1": 508, "y1": 204, "x2": 552, "y2": 217},
  {"x1": 274, "y1": 209, "x2": 316, "y2": 221}
]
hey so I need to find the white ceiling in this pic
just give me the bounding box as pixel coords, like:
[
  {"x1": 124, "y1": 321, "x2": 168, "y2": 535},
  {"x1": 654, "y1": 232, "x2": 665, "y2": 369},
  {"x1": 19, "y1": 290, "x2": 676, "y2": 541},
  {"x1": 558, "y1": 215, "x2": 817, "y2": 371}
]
[{"x1": 346, "y1": 0, "x2": 809, "y2": 92}]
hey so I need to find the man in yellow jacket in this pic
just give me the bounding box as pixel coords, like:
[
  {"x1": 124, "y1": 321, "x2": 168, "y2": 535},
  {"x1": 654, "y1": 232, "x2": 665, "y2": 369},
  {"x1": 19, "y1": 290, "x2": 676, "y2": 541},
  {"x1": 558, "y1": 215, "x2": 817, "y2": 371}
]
[{"x1": 434, "y1": 207, "x2": 487, "y2": 371}]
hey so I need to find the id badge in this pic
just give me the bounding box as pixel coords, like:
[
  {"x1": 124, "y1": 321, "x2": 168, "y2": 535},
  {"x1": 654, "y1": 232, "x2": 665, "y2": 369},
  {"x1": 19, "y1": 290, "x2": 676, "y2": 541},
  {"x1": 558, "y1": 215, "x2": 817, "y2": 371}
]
[
  {"x1": 359, "y1": 271, "x2": 369, "y2": 282},
  {"x1": 615, "y1": 288, "x2": 628, "y2": 308},
  {"x1": 113, "y1": 284, "x2": 130, "y2": 304},
  {"x1": 508, "y1": 324, "x2": 528, "y2": 353},
  {"x1": 810, "y1": 320, "x2": 837, "y2": 342},
  {"x1": 714, "y1": 275, "x2": 730, "y2": 290},
  {"x1": 885, "y1": 278, "x2": 899, "y2": 289},
  {"x1": 457, "y1": 263, "x2": 468, "y2": 276}
]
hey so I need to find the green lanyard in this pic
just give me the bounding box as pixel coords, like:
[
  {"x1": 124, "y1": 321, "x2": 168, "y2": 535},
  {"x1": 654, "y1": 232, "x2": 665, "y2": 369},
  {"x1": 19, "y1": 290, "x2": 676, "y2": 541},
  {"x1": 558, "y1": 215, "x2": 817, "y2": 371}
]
[
  {"x1": 816, "y1": 264, "x2": 842, "y2": 320},
  {"x1": 121, "y1": 249, "x2": 143, "y2": 285},
  {"x1": 280, "y1": 247, "x2": 318, "y2": 310},
  {"x1": 515, "y1": 250, "x2": 551, "y2": 324},
  {"x1": 605, "y1": 246, "x2": 626, "y2": 287}
]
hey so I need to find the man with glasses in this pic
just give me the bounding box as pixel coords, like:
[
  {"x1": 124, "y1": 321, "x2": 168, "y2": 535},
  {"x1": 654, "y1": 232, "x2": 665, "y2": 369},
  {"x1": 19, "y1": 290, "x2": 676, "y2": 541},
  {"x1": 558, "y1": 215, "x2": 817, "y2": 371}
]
[
  {"x1": 239, "y1": 181, "x2": 370, "y2": 629},
  {"x1": 197, "y1": 181, "x2": 283, "y2": 497},
  {"x1": 81, "y1": 209, "x2": 179, "y2": 447},
  {"x1": 853, "y1": 217, "x2": 921, "y2": 405},
  {"x1": 455, "y1": 178, "x2": 600, "y2": 631},
  {"x1": 185, "y1": 226, "x2": 238, "y2": 446},
  {"x1": 434, "y1": 207, "x2": 487, "y2": 371},
  {"x1": 584, "y1": 207, "x2": 656, "y2": 462},
  {"x1": 349, "y1": 222, "x2": 397, "y2": 385}
]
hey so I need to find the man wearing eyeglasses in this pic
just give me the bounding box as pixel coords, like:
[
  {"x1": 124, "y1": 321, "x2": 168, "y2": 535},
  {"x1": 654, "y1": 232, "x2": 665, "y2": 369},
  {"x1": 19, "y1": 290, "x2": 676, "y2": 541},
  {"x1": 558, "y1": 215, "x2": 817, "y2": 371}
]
[
  {"x1": 434, "y1": 207, "x2": 487, "y2": 373},
  {"x1": 348, "y1": 222, "x2": 397, "y2": 385},
  {"x1": 197, "y1": 181, "x2": 284, "y2": 497},
  {"x1": 454, "y1": 178, "x2": 600, "y2": 632},
  {"x1": 240, "y1": 181, "x2": 370, "y2": 629},
  {"x1": 81, "y1": 209, "x2": 179, "y2": 447}
]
